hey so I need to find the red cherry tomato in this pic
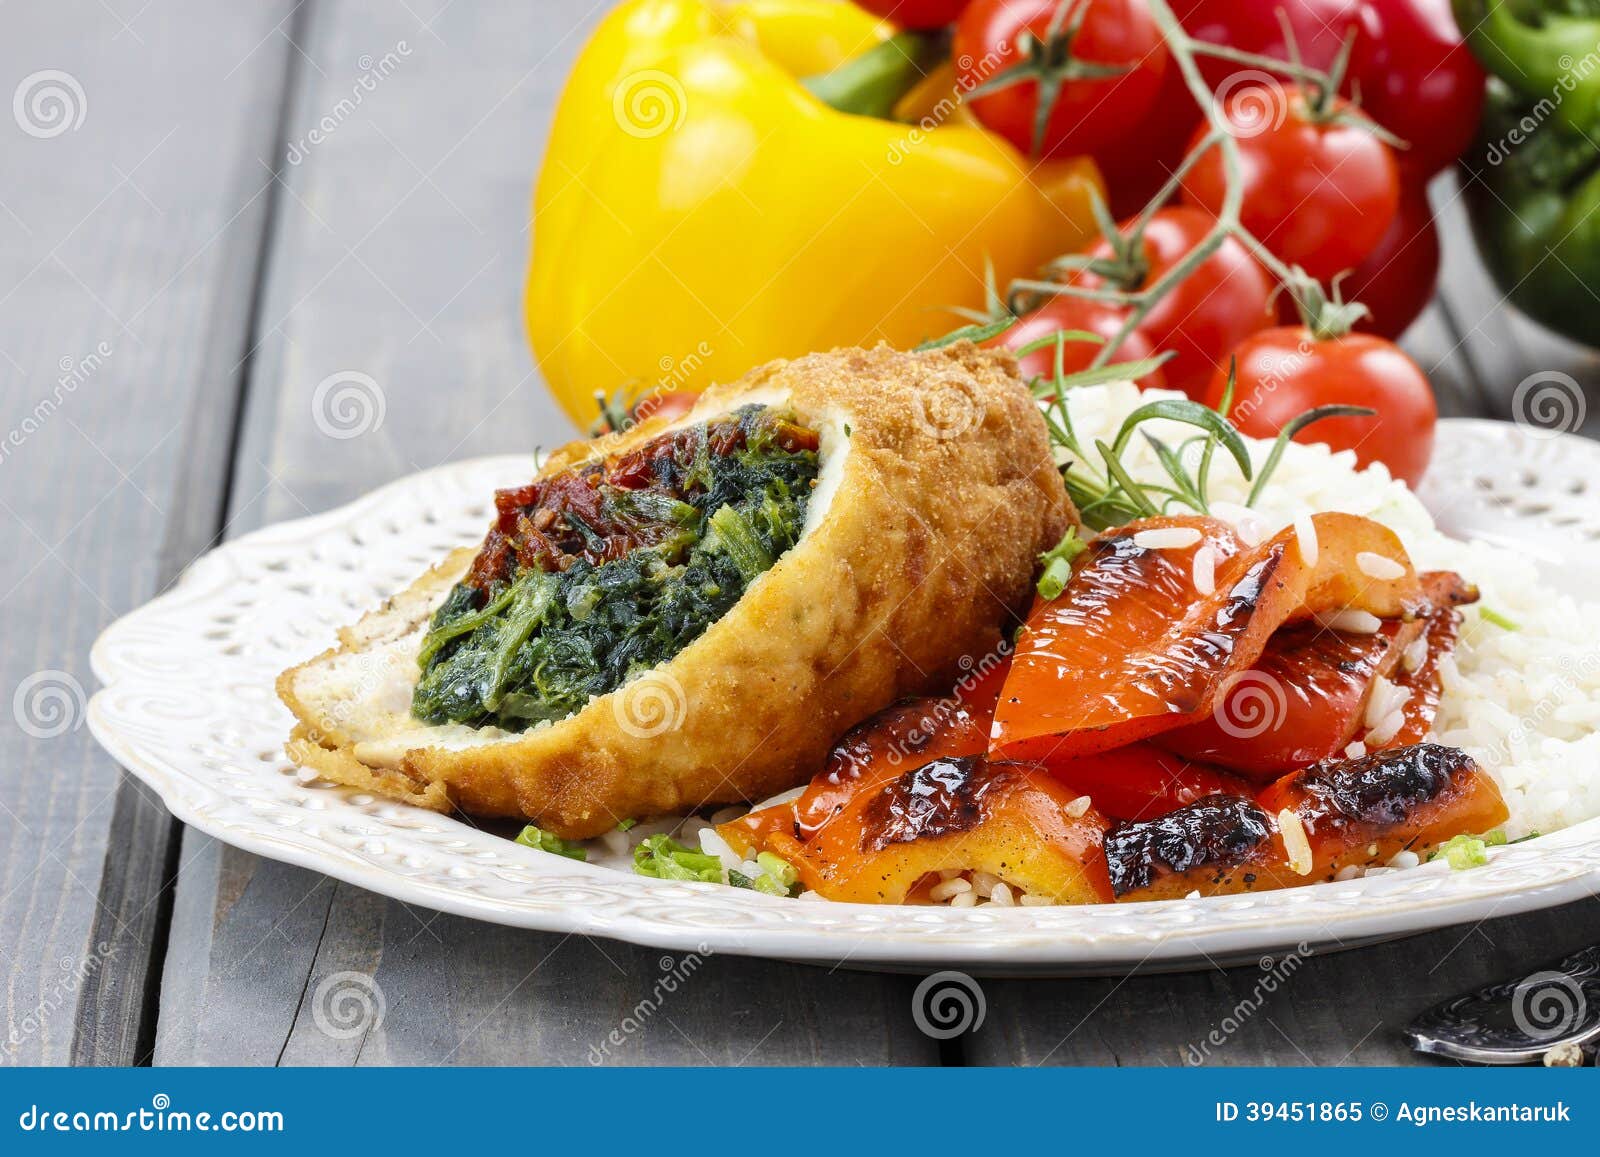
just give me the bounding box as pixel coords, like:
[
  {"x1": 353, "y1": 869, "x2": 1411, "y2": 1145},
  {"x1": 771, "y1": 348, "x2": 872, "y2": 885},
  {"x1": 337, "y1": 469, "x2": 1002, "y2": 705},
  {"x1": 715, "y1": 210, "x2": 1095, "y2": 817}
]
[
  {"x1": 955, "y1": 0, "x2": 1168, "y2": 159},
  {"x1": 594, "y1": 388, "x2": 701, "y2": 436},
  {"x1": 987, "y1": 296, "x2": 1166, "y2": 391},
  {"x1": 630, "y1": 390, "x2": 699, "y2": 425},
  {"x1": 1344, "y1": 177, "x2": 1440, "y2": 340},
  {"x1": 1350, "y1": 0, "x2": 1484, "y2": 179},
  {"x1": 1183, "y1": 0, "x2": 1366, "y2": 88},
  {"x1": 1091, "y1": 61, "x2": 1202, "y2": 217},
  {"x1": 1202, "y1": 327, "x2": 1438, "y2": 488},
  {"x1": 1180, "y1": 0, "x2": 1482, "y2": 180},
  {"x1": 1072, "y1": 207, "x2": 1274, "y2": 399},
  {"x1": 1180, "y1": 82, "x2": 1400, "y2": 282},
  {"x1": 850, "y1": 0, "x2": 972, "y2": 28},
  {"x1": 1095, "y1": 0, "x2": 1359, "y2": 216}
]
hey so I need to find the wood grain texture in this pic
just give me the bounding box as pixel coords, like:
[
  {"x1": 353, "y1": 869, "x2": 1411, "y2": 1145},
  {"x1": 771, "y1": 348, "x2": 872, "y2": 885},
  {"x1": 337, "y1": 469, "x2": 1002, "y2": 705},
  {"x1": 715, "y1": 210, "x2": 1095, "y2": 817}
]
[
  {"x1": 18, "y1": 0, "x2": 1583, "y2": 1070},
  {"x1": 965, "y1": 900, "x2": 1600, "y2": 1066},
  {"x1": 0, "y1": 0, "x2": 297, "y2": 1065},
  {"x1": 153, "y1": 0, "x2": 939, "y2": 1067}
]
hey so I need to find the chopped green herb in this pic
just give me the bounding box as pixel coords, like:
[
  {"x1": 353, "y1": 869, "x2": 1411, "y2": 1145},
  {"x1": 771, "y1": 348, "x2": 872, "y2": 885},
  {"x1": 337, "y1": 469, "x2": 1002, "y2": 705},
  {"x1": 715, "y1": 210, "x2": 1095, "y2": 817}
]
[
  {"x1": 756, "y1": 852, "x2": 799, "y2": 889},
  {"x1": 633, "y1": 834, "x2": 723, "y2": 883},
  {"x1": 1479, "y1": 606, "x2": 1521, "y2": 632},
  {"x1": 1430, "y1": 830, "x2": 1506, "y2": 871},
  {"x1": 727, "y1": 856, "x2": 800, "y2": 896},
  {"x1": 514, "y1": 824, "x2": 588, "y2": 861},
  {"x1": 748, "y1": 871, "x2": 793, "y2": 896},
  {"x1": 1035, "y1": 526, "x2": 1087, "y2": 599},
  {"x1": 616, "y1": 818, "x2": 637, "y2": 832}
]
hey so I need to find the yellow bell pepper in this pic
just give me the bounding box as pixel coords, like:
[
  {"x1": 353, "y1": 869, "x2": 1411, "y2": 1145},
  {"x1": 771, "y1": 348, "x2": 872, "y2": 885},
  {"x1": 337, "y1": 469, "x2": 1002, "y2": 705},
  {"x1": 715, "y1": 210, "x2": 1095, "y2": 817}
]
[{"x1": 526, "y1": 0, "x2": 1102, "y2": 426}]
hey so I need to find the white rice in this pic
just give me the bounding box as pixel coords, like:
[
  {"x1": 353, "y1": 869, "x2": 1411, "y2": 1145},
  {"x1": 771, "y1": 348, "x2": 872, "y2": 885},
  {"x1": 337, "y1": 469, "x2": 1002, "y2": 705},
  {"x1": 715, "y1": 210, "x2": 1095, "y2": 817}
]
[
  {"x1": 1192, "y1": 545, "x2": 1217, "y2": 595},
  {"x1": 1317, "y1": 608, "x2": 1383, "y2": 635},
  {"x1": 1357, "y1": 550, "x2": 1407, "y2": 580},
  {"x1": 1402, "y1": 634, "x2": 1429, "y2": 673},
  {"x1": 1063, "y1": 381, "x2": 1600, "y2": 838},
  {"x1": 1134, "y1": 526, "x2": 1203, "y2": 550},
  {"x1": 1278, "y1": 808, "x2": 1314, "y2": 875},
  {"x1": 1293, "y1": 512, "x2": 1319, "y2": 566},
  {"x1": 928, "y1": 868, "x2": 1051, "y2": 908}
]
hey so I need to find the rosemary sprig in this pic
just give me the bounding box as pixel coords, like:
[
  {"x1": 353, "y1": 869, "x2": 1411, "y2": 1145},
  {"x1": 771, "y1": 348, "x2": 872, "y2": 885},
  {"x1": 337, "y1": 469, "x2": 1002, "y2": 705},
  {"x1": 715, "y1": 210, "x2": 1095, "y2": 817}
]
[
  {"x1": 914, "y1": 316, "x2": 1017, "y2": 350},
  {"x1": 1023, "y1": 331, "x2": 1376, "y2": 531},
  {"x1": 1244, "y1": 404, "x2": 1376, "y2": 505}
]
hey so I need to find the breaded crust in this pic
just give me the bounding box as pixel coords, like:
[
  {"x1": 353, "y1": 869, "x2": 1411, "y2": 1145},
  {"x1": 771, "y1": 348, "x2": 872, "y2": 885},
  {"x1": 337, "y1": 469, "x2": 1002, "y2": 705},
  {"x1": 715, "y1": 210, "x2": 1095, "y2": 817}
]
[{"x1": 279, "y1": 343, "x2": 1072, "y2": 837}]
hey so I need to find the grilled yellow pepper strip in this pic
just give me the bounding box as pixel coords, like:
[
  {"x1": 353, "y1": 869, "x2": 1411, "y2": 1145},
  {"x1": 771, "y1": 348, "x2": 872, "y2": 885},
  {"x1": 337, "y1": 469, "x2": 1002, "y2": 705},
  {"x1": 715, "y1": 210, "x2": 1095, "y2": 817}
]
[{"x1": 526, "y1": 0, "x2": 1102, "y2": 425}]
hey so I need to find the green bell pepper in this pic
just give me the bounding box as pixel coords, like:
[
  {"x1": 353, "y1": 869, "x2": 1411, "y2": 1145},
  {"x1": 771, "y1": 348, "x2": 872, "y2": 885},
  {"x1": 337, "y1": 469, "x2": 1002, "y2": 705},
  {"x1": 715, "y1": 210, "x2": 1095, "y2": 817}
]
[{"x1": 1454, "y1": 2, "x2": 1600, "y2": 345}]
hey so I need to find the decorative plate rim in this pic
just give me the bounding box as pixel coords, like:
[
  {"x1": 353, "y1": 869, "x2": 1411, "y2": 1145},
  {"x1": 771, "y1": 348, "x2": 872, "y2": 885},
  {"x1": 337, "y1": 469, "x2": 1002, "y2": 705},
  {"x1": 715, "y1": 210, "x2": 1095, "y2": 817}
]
[{"x1": 86, "y1": 418, "x2": 1600, "y2": 975}]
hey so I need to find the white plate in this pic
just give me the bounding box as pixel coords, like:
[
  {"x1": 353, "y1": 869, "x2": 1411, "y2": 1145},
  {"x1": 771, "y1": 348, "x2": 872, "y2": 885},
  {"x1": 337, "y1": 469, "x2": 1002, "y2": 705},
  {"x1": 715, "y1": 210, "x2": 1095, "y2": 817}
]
[{"x1": 88, "y1": 419, "x2": 1600, "y2": 976}]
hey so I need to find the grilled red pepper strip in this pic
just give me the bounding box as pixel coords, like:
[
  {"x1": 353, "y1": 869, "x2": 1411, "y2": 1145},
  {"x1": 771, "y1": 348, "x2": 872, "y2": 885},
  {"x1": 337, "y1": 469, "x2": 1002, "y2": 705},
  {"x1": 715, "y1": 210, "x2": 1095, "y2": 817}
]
[
  {"x1": 1107, "y1": 743, "x2": 1509, "y2": 901},
  {"x1": 766, "y1": 755, "x2": 1114, "y2": 905},
  {"x1": 991, "y1": 513, "x2": 1424, "y2": 764},
  {"x1": 1040, "y1": 743, "x2": 1251, "y2": 823},
  {"x1": 1382, "y1": 590, "x2": 1469, "y2": 750},
  {"x1": 1157, "y1": 572, "x2": 1477, "y2": 781}
]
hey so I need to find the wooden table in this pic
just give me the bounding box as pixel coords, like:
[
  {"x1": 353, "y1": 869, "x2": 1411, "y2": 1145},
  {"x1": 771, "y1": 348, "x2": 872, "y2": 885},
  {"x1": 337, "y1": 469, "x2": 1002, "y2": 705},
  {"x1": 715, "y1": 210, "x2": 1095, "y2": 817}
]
[{"x1": 4, "y1": 0, "x2": 1599, "y2": 1068}]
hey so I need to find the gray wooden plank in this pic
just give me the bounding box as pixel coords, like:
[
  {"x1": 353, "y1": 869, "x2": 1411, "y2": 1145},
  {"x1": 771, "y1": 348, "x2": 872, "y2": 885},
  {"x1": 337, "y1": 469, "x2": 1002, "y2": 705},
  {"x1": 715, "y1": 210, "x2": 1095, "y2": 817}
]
[
  {"x1": 155, "y1": 0, "x2": 940, "y2": 1067},
  {"x1": 967, "y1": 899, "x2": 1600, "y2": 1067},
  {"x1": 0, "y1": 0, "x2": 297, "y2": 1065}
]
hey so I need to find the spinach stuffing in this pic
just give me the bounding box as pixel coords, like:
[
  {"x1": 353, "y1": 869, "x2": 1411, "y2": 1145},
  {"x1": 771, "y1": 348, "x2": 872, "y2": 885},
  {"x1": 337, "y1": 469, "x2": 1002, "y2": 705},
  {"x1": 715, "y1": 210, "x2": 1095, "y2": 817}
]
[{"x1": 411, "y1": 405, "x2": 819, "y2": 729}]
